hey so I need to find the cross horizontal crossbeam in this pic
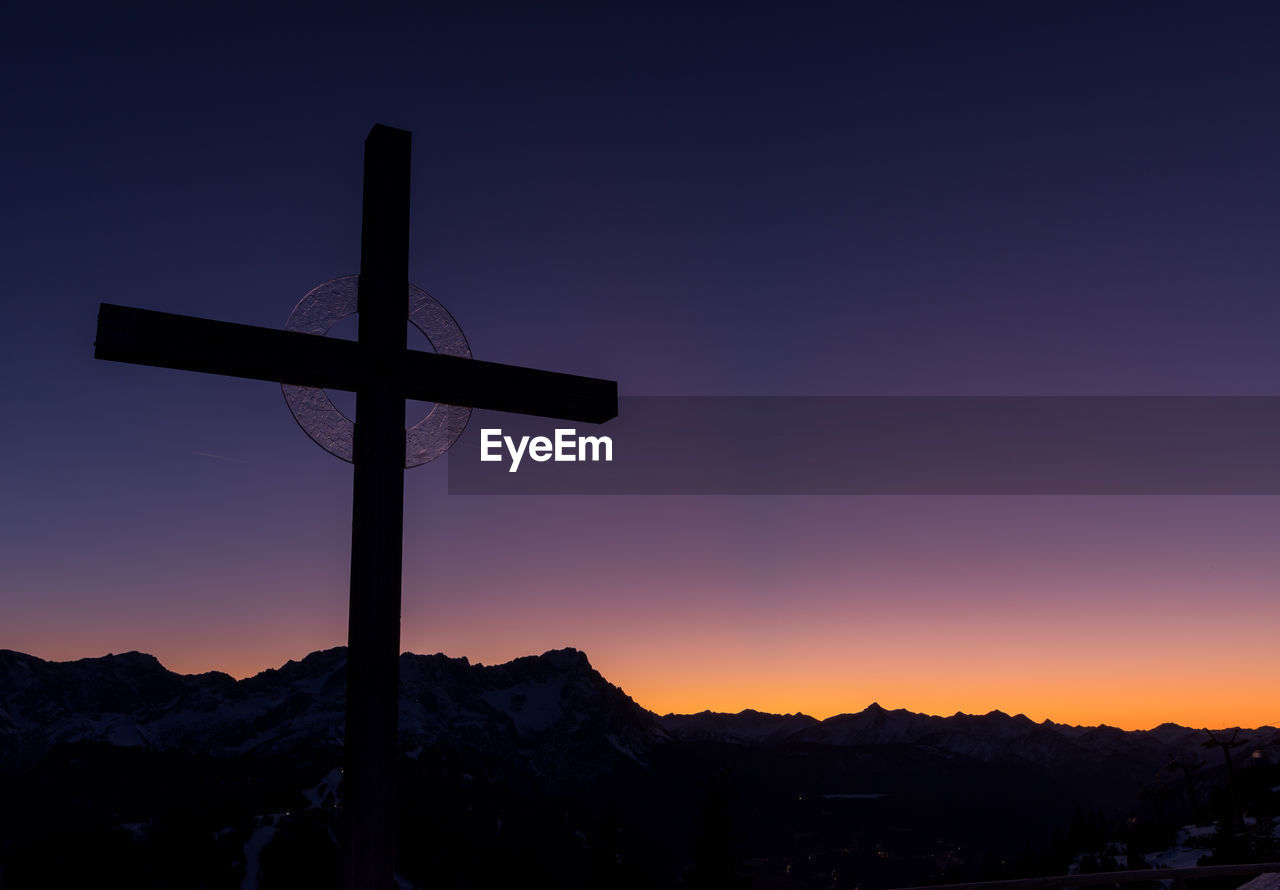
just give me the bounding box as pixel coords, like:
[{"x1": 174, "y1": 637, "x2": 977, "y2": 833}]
[
  {"x1": 95, "y1": 302, "x2": 617, "y2": 423},
  {"x1": 95, "y1": 124, "x2": 617, "y2": 888}
]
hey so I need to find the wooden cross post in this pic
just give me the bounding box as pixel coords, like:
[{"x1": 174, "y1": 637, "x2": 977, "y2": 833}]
[{"x1": 94, "y1": 124, "x2": 617, "y2": 889}]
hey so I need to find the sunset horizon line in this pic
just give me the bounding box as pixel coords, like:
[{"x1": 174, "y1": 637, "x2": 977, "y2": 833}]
[{"x1": 7, "y1": 643, "x2": 1274, "y2": 736}]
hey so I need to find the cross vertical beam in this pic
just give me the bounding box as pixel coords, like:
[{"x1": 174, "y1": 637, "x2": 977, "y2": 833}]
[
  {"x1": 92, "y1": 123, "x2": 617, "y2": 887},
  {"x1": 344, "y1": 124, "x2": 411, "y2": 890}
]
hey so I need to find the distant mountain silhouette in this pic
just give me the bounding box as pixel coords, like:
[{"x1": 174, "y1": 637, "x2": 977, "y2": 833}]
[
  {"x1": 0, "y1": 646, "x2": 661, "y2": 778},
  {"x1": 1, "y1": 647, "x2": 1276, "y2": 889}
]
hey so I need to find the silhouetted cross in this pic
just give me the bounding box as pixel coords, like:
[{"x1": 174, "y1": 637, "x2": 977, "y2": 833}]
[{"x1": 95, "y1": 124, "x2": 616, "y2": 889}]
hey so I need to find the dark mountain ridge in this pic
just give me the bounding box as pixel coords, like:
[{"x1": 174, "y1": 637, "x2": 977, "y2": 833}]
[
  {"x1": 3, "y1": 645, "x2": 1276, "y2": 787},
  {"x1": 1, "y1": 647, "x2": 1275, "y2": 889}
]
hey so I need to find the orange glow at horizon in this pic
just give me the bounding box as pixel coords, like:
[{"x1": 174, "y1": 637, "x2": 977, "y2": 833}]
[
  {"x1": 12, "y1": 497, "x2": 1280, "y2": 735},
  {"x1": 14, "y1": 606, "x2": 1275, "y2": 733}
]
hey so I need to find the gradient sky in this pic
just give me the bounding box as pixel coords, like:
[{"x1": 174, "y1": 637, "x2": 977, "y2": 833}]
[{"x1": 4, "y1": 2, "x2": 1279, "y2": 730}]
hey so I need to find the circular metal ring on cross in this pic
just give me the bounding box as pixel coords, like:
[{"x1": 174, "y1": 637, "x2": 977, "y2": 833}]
[{"x1": 281, "y1": 275, "x2": 472, "y2": 467}]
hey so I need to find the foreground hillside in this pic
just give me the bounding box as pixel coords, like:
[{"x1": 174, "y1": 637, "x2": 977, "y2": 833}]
[{"x1": 1, "y1": 648, "x2": 1276, "y2": 889}]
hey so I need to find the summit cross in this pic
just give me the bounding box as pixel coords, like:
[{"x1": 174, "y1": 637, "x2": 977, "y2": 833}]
[{"x1": 94, "y1": 124, "x2": 617, "y2": 889}]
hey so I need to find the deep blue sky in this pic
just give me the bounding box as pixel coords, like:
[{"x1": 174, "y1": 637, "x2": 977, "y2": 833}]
[{"x1": 4, "y1": 2, "x2": 1279, "y2": 727}]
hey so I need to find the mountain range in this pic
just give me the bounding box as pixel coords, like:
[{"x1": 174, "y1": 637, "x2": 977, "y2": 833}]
[{"x1": 1, "y1": 647, "x2": 1275, "y2": 889}]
